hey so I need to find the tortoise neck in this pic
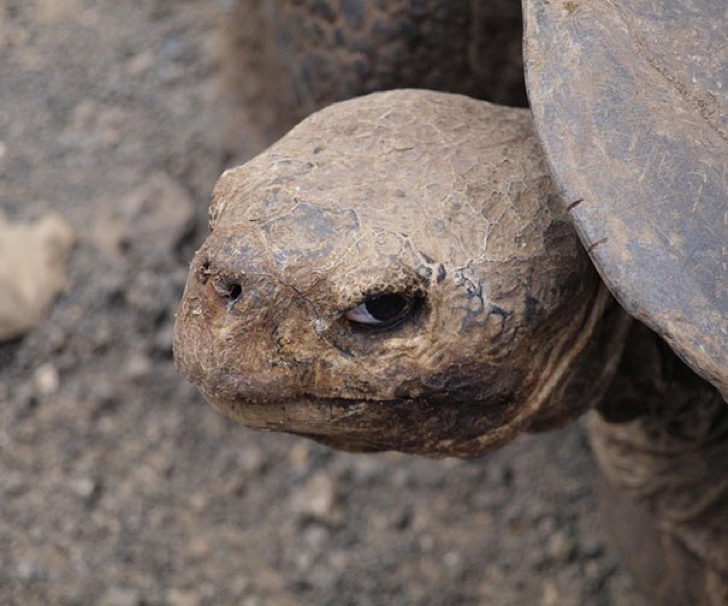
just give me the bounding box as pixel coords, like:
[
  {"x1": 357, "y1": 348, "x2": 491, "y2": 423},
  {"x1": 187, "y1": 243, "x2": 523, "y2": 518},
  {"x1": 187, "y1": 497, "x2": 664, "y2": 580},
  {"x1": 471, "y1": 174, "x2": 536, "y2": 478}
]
[
  {"x1": 597, "y1": 321, "x2": 726, "y2": 422},
  {"x1": 526, "y1": 291, "x2": 632, "y2": 432}
]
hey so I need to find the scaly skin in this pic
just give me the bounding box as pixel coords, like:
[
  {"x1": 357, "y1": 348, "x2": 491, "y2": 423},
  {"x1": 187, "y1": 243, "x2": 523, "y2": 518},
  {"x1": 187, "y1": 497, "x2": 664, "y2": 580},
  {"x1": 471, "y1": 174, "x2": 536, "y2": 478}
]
[{"x1": 173, "y1": 90, "x2": 630, "y2": 457}]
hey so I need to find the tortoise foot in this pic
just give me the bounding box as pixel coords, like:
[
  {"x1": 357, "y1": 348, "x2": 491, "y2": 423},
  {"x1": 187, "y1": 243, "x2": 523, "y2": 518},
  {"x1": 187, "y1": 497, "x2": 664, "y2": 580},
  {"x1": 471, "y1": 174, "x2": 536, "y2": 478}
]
[{"x1": 589, "y1": 404, "x2": 727, "y2": 606}]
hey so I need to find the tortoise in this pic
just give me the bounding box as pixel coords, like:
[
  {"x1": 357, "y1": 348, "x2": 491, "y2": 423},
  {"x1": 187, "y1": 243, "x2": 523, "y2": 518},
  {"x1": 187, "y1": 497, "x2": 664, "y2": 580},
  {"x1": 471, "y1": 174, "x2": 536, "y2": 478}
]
[{"x1": 174, "y1": 1, "x2": 727, "y2": 604}]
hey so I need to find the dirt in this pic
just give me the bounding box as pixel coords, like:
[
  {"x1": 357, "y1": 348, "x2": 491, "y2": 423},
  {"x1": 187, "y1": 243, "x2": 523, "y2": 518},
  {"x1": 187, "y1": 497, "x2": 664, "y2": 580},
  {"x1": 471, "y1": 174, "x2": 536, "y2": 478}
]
[{"x1": 0, "y1": 1, "x2": 642, "y2": 605}]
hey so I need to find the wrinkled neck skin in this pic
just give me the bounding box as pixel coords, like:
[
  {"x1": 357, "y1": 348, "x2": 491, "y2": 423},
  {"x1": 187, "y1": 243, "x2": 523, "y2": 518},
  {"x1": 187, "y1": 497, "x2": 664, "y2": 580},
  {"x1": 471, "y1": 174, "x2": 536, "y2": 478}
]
[{"x1": 173, "y1": 90, "x2": 631, "y2": 458}]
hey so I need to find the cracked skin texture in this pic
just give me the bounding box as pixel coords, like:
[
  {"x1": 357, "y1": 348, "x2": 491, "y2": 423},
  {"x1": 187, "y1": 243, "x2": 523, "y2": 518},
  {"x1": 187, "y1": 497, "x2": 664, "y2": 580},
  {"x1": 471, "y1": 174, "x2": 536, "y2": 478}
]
[{"x1": 173, "y1": 89, "x2": 631, "y2": 457}]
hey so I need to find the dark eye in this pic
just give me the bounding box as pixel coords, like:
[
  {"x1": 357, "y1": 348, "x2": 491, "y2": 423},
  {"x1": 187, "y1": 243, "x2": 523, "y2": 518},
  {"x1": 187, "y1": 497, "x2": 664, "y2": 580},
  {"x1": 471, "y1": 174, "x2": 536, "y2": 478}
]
[{"x1": 345, "y1": 294, "x2": 418, "y2": 329}]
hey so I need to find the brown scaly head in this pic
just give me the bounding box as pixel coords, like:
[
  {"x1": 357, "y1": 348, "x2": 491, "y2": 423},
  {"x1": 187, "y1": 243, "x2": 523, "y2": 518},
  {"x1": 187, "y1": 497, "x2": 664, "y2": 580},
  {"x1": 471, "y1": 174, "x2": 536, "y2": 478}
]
[{"x1": 173, "y1": 90, "x2": 631, "y2": 457}]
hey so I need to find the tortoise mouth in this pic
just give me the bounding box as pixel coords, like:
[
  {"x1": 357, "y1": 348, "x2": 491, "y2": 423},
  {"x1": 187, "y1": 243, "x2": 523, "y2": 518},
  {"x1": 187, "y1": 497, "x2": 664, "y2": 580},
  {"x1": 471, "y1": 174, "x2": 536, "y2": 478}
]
[{"x1": 205, "y1": 390, "x2": 526, "y2": 458}]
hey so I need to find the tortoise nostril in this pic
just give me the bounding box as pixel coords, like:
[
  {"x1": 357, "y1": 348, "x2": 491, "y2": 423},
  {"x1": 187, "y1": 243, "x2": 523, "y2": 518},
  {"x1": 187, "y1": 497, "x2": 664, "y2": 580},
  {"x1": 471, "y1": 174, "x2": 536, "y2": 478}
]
[
  {"x1": 198, "y1": 259, "x2": 212, "y2": 285},
  {"x1": 228, "y1": 283, "x2": 242, "y2": 301},
  {"x1": 211, "y1": 278, "x2": 243, "y2": 306}
]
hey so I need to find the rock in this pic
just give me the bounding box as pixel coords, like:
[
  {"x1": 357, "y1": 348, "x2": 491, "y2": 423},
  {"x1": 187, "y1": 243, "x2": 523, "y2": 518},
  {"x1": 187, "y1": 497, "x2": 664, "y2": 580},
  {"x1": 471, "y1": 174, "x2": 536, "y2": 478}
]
[
  {"x1": 542, "y1": 580, "x2": 561, "y2": 606},
  {"x1": 582, "y1": 541, "x2": 605, "y2": 559},
  {"x1": 547, "y1": 530, "x2": 576, "y2": 563},
  {"x1": 290, "y1": 473, "x2": 338, "y2": 524},
  {"x1": 124, "y1": 350, "x2": 153, "y2": 380},
  {"x1": 98, "y1": 587, "x2": 142, "y2": 606},
  {"x1": 127, "y1": 51, "x2": 155, "y2": 77},
  {"x1": 419, "y1": 534, "x2": 435, "y2": 553},
  {"x1": 239, "y1": 445, "x2": 265, "y2": 475},
  {"x1": 389, "y1": 505, "x2": 412, "y2": 530},
  {"x1": 188, "y1": 492, "x2": 208, "y2": 513},
  {"x1": 32, "y1": 363, "x2": 60, "y2": 396},
  {"x1": 91, "y1": 375, "x2": 119, "y2": 415},
  {"x1": 349, "y1": 456, "x2": 386, "y2": 483},
  {"x1": 152, "y1": 320, "x2": 175, "y2": 356},
  {"x1": 69, "y1": 476, "x2": 101, "y2": 506},
  {"x1": 288, "y1": 439, "x2": 311, "y2": 469},
  {"x1": 308, "y1": 563, "x2": 340, "y2": 591},
  {"x1": 443, "y1": 551, "x2": 462, "y2": 568},
  {"x1": 37, "y1": 0, "x2": 86, "y2": 24},
  {"x1": 0, "y1": 210, "x2": 74, "y2": 342},
  {"x1": 1, "y1": 471, "x2": 27, "y2": 497},
  {"x1": 16, "y1": 559, "x2": 45, "y2": 582},
  {"x1": 166, "y1": 588, "x2": 201, "y2": 606}
]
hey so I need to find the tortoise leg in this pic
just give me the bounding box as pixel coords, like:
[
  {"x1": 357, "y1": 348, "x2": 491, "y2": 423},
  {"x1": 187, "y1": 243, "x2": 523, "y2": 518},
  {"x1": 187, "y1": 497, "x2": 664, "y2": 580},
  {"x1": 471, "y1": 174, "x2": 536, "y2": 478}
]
[
  {"x1": 215, "y1": 0, "x2": 526, "y2": 162},
  {"x1": 589, "y1": 324, "x2": 727, "y2": 606}
]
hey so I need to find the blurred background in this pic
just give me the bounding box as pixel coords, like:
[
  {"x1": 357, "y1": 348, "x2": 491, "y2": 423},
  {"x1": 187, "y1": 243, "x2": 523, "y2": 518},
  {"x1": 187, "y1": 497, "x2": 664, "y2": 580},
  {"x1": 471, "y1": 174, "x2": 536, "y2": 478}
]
[{"x1": 0, "y1": 1, "x2": 641, "y2": 604}]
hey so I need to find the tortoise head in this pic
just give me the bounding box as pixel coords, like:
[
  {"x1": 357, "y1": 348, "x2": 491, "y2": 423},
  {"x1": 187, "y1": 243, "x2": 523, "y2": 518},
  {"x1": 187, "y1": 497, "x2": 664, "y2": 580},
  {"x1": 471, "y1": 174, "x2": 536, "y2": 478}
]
[{"x1": 173, "y1": 90, "x2": 628, "y2": 457}]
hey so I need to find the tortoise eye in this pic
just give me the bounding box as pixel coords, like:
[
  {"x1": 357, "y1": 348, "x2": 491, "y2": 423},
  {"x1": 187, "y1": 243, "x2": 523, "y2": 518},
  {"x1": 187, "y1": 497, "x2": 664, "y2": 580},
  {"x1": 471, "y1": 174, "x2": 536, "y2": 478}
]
[{"x1": 345, "y1": 294, "x2": 418, "y2": 329}]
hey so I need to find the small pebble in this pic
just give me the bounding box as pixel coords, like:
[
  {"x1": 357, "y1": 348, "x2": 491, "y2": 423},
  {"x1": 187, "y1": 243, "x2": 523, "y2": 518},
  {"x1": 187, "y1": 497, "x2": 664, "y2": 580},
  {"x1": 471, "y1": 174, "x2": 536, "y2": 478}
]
[
  {"x1": 547, "y1": 530, "x2": 576, "y2": 562},
  {"x1": 2, "y1": 471, "x2": 27, "y2": 497},
  {"x1": 127, "y1": 50, "x2": 154, "y2": 76},
  {"x1": 124, "y1": 351, "x2": 153, "y2": 380},
  {"x1": 240, "y1": 446, "x2": 265, "y2": 475},
  {"x1": 291, "y1": 473, "x2": 337, "y2": 523},
  {"x1": 582, "y1": 541, "x2": 605, "y2": 559},
  {"x1": 389, "y1": 505, "x2": 412, "y2": 530},
  {"x1": 33, "y1": 362, "x2": 60, "y2": 395},
  {"x1": 98, "y1": 587, "x2": 142, "y2": 606},
  {"x1": 16, "y1": 559, "x2": 45, "y2": 582},
  {"x1": 542, "y1": 580, "x2": 561, "y2": 606},
  {"x1": 288, "y1": 440, "x2": 311, "y2": 468},
  {"x1": 189, "y1": 492, "x2": 208, "y2": 513},
  {"x1": 167, "y1": 588, "x2": 200, "y2": 606},
  {"x1": 419, "y1": 534, "x2": 435, "y2": 552},
  {"x1": 70, "y1": 476, "x2": 100, "y2": 505}
]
